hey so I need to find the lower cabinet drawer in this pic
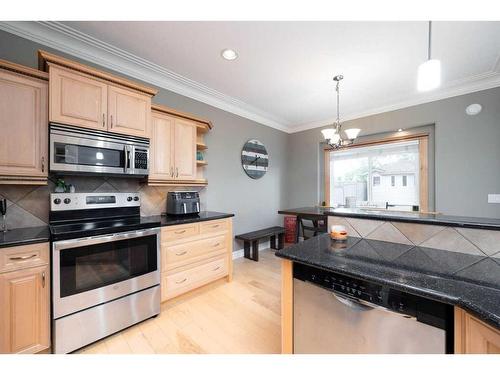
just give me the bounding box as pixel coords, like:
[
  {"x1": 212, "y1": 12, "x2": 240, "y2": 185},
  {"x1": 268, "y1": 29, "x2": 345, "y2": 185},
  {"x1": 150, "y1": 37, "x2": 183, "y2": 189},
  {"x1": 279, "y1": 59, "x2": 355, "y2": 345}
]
[
  {"x1": 199, "y1": 219, "x2": 228, "y2": 235},
  {"x1": 161, "y1": 256, "x2": 227, "y2": 301},
  {"x1": 162, "y1": 234, "x2": 226, "y2": 272},
  {"x1": 161, "y1": 223, "x2": 199, "y2": 242},
  {"x1": 0, "y1": 242, "x2": 49, "y2": 274}
]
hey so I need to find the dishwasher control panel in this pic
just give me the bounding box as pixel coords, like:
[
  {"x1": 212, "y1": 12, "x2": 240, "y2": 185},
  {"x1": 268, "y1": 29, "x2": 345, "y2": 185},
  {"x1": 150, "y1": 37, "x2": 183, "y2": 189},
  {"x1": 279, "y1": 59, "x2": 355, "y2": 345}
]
[{"x1": 294, "y1": 263, "x2": 418, "y2": 317}]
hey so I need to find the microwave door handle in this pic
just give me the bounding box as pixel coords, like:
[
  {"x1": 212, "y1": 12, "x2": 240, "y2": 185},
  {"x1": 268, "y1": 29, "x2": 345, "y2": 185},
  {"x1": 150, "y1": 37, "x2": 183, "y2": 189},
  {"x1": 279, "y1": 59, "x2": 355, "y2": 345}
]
[
  {"x1": 196, "y1": 202, "x2": 200, "y2": 212},
  {"x1": 124, "y1": 146, "x2": 131, "y2": 173}
]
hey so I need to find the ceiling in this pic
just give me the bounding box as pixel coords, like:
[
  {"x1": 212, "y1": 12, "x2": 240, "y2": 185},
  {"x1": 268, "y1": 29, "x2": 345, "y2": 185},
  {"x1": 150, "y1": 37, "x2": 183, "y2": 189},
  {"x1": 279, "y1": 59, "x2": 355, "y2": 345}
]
[{"x1": 7, "y1": 21, "x2": 500, "y2": 133}]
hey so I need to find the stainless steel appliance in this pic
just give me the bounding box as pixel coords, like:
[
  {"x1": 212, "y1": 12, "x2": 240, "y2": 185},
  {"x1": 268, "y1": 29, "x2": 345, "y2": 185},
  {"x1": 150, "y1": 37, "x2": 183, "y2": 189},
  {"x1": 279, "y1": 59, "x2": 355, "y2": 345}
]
[
  {"x1": 293, "y1": 263, "x2": 453, "y2": 354},
  {"x1": 49, "y1": 192, "x2": 161, "y2": 353},
  {"x1": 50, "y1": 124, "x2": 149, "y2": 176},
  {"x1": 166, "y1": 191, "x2": 200, "y2": 215}
]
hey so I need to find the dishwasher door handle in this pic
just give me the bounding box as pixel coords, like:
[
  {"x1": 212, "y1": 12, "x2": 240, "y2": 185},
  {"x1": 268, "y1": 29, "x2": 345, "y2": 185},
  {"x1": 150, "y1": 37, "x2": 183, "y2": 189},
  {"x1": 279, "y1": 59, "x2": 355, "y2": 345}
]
[{"x1": 332, "y1": 292, "x2": 375, "y2": 311}]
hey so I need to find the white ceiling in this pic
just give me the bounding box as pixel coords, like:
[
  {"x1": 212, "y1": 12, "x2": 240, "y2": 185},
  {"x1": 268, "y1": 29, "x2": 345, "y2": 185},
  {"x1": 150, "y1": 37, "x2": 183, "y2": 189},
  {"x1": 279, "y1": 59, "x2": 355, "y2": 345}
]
[{"x1": 9, "y1": 21, "x2": 500, "y2": 132}]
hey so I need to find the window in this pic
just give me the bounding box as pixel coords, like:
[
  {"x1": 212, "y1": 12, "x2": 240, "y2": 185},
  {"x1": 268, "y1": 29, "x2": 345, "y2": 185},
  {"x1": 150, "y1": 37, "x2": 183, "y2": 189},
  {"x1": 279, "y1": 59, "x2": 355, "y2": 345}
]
[{"x1": 325, "y1": 137, "x2": 428, "y2": 211}]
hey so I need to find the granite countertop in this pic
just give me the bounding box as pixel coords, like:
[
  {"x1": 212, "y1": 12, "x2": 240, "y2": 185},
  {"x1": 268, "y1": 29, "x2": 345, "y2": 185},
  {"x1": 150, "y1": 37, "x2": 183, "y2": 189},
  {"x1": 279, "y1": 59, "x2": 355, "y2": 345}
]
[
  {"x1": 275, "y1": 234, "x2": 500, "y2": 329},
  {"x1": 0, "y1": 226, "x2": 51, "y2": 248},
  {"x1": 155, "y1": 211, "x2": 234, "y2": 226},
  {"x1": 278, "y1": 206, "x2": 500, "y2": 231},
  {"x1": 1, "y1": 211, "x2": 234, "y2": 248}
]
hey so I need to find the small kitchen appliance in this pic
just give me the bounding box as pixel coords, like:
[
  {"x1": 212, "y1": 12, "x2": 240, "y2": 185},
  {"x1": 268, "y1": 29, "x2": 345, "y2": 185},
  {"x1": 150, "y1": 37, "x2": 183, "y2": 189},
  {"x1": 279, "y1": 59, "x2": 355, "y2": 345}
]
[
  {"x1": 49, "y1": 192, "x2": 161, "y2": 353},
  {"x1": 166, "y1": 191, "x2": 200, "y2": 215}
]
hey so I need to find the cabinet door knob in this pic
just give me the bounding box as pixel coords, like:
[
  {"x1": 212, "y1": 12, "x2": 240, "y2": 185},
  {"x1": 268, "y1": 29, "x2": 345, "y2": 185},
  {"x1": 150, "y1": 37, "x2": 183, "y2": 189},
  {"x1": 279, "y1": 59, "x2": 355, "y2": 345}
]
[
  {"x1": 102, "y1": 113, "x2": 105, "y2": 127},
  {"x1": 41, "y1": 157, "x2": 45, "y2": 172},
  {"x1": 176, "y1": 167, "x2": 179, "y2": 178},
  {"x1": 110, "y1": 115, "x2": 113, "y2": 127}
]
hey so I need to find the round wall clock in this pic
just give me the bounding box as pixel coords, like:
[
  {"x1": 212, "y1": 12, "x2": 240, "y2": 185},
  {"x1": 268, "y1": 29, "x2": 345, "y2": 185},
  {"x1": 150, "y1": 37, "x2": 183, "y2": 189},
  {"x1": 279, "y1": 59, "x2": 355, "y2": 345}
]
[{"x1": 241, "y1": 139, "x2": 269, "y2": 179}]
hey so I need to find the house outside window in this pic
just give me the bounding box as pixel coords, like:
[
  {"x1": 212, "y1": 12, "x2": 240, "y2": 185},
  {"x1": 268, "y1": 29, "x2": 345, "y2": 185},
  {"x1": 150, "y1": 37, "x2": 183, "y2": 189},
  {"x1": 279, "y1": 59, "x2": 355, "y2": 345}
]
[{"x1": 326, "y1": 138, "x2": 425, "y2": 211}]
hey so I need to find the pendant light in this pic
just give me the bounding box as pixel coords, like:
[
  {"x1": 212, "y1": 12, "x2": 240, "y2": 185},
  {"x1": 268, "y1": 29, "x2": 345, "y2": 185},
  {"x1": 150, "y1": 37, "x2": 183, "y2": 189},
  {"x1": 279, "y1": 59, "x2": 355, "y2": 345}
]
[
  {"x1": 321, "y1": 75, "x2": 360, "y2": 149},
  {"x1": 417, "y1": 21, "x2": 441, "y2": 91}
]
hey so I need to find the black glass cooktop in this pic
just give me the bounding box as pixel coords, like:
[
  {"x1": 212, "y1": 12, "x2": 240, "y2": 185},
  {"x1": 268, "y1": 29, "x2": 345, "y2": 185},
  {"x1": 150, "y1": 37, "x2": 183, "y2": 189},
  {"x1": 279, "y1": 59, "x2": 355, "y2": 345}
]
[{"x1": 50, "y1": 216, "x2": 161, "y2": 241}]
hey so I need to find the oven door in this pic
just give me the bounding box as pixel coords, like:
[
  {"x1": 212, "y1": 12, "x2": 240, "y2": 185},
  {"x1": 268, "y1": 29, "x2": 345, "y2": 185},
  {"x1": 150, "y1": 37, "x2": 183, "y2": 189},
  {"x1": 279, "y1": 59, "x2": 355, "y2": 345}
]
[
  {"x1": 50, "y1": 131, "x2": 131, "y2": 175},
  {"x1": 52, "y1": 228, "x2": 160, "y2": 319}
]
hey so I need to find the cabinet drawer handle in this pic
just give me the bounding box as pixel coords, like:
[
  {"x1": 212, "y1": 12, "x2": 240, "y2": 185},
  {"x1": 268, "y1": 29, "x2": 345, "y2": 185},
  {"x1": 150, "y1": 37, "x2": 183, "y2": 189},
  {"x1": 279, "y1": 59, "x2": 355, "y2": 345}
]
[
  {"x1": 212, "y1": 243, "x2": 220, "y2": 247},
  {"x1": 170, "y1": 166, "x2": 174, "y2": 178},
  {"x1": 41, "y1": 157, "x2": 45, "y2": 172},
  {"x1": 176, "y1": 167, "x2": 179, "y2": 178},
  {"x1": 102, "y1": 113, "x2": 105, "y2": 127},
  {"x1": 212, "y1": 266, "x2": 221, "y2": 271},
  {"x1": 175, "y1": 250, "x2": 187, "y2": 256},
  {"x1": 42, "y1": 271, "x2": 46, "y2": 288},
  {"x1": 110, "y1": 114, "x2": 113, "y2": 127},
  {"x1": 175, "y1": 278, "x2": 188, "y2": 284},
  {"x1": 211, "y1": 224, "x2": 220, "y2": 228},
  {"x1": 9, "y1": 254, "x2": 37, "y2": 261},
  {"x1": 174, "y1": 230, "x2": 186, "y2": 234}
]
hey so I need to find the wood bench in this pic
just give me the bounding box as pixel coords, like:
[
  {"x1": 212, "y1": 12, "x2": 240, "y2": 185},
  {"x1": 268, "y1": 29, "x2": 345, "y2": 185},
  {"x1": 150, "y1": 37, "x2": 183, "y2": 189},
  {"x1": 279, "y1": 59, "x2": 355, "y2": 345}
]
[{"x1": 235, "y1": 226, "x2": 285, "y2": 261}]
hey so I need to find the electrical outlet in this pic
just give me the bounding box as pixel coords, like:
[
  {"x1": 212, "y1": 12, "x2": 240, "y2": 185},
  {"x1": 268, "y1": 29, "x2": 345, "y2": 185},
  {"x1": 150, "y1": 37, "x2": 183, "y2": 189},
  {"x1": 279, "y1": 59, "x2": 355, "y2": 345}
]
[{"x1": 488, "y1": 194, "x2": 500, "y2": 204}]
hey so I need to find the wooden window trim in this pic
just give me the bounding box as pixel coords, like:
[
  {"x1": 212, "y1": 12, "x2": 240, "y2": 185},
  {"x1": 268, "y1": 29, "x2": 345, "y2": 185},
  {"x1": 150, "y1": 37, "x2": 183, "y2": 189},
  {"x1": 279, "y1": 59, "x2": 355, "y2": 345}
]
[{"x1": 324, "y1": 133, "x2": 429, "y2": 212}]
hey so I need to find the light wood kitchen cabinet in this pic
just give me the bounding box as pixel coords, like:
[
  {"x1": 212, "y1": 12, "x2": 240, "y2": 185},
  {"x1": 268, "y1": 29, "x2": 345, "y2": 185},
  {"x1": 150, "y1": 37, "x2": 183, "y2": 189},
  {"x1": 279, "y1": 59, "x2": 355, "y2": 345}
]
[
  {"x1": 173, "y1": 118, "x2": 197, "y2": 180},
  {"x1": 455, "y1": 307, "x2": 500, "y2": 354},
  {"x1": 108, "y1": 85, "x2": 151, "y2": 138},
  {"x1": 49, "y1": 65, "x2": 107, "y2": 131},
  {"x1": 0, "y1": 61, "x2": 48, "y2": 185},
  {"x1": 149, "y1": 112, "x2": 175, "y2": 180},
  {"x1": 39, "y1": 50, "x2": 157, "y2": 138},
  {"x1": 149, "y1": 110, "x2": 197, "y2": 182},
  {"x1": 0, "y1": 242, "x2": 50, "y2": 354},
  {"x1": 160, "y1": 218, "x2": 233, "y2": 302}
]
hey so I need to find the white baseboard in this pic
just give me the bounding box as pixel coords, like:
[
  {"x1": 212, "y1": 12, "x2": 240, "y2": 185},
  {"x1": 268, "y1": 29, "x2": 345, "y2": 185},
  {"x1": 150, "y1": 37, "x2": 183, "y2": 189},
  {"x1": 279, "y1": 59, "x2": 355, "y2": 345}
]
[{"x1": 232, "y1": 240, "x2": 271, "y2": 259}]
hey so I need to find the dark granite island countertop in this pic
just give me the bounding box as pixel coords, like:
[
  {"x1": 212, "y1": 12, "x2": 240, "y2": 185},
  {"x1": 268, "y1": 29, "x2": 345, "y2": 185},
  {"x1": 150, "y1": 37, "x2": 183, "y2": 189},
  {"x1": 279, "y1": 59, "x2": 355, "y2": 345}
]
[
  {"x1": 278, "y1": 207, "x2": 500, "y2": 231},
  {"x1": 275, "y1": 234, "x2": 500, "y2": 329},
  {"x1": 0, "y1": 226, "x2": 51, "y2": 248}
]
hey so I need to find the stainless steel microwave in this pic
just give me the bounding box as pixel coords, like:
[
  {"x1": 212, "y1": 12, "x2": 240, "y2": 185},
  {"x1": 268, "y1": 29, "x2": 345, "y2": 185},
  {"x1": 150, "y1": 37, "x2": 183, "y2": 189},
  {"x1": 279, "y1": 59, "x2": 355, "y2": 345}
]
[{"x1": 49, "y1": 124, "x2": 149, "y2": 176}]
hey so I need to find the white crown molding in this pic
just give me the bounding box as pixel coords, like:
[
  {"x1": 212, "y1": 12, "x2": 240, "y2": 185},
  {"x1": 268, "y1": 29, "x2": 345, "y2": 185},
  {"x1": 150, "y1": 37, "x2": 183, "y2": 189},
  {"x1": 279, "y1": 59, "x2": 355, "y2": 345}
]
[
  {"x1": 0, "y1": 21, "x2": 291, "y2": 133},
  {"x1": 1, "y1": 21, "x2": 499, "y2": 135},
  {"x1": 290, "y1": 70, "x2": 500, "y2": 133}
]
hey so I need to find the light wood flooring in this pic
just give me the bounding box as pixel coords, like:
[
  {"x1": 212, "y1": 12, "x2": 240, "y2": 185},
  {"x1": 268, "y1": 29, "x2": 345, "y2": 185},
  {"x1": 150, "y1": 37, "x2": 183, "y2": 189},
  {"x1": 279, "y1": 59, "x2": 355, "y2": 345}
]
[{"x1": 77, "y1": 249, "x2": 281, "y2": 354}]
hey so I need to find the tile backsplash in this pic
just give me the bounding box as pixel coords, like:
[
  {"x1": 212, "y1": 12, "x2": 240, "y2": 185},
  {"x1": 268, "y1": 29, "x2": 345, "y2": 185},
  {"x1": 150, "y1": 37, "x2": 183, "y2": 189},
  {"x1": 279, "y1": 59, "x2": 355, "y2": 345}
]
[
  {"x1": 328, "y1": 216, "x2": 500, "y2": 287},
  {"x1": 0, "y1": 176, "x2": 206, "y2": 229}
]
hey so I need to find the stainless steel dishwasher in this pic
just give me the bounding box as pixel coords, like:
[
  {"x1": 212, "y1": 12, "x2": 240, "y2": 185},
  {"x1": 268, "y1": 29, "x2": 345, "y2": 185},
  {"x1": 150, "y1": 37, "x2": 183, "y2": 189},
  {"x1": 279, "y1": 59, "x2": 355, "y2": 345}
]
[{"x1": 293, "y1": 263, "x2": 454, "y2": 354}]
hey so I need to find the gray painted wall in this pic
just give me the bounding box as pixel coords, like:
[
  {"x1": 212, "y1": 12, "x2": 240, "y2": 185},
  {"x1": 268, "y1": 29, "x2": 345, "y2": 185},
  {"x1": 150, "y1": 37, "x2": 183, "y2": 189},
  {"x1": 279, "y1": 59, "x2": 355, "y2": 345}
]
[
  {"x1": 287, "y1": 87, "x2": 500, "y2": 218},
  {"x1": 0, "y1": 30, "x2": 288, "y2": 251}
]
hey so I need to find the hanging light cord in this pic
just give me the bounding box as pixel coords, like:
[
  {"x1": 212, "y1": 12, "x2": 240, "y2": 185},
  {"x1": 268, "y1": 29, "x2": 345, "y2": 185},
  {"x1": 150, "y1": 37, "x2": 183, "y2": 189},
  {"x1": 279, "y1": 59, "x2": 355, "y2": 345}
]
[
  {"x1": 336, "y1": 79, "x2": 340, "y2": 128},
  {"x1": 428, "y1": 21, "x2": 432, "y2": 60}
]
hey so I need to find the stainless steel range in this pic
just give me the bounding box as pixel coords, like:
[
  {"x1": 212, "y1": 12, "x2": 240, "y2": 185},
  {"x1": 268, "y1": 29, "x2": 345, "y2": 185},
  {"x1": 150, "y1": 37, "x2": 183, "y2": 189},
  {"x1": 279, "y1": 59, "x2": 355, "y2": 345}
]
[{"x1": 49, "y1": 192, "x2": 161, "y2": 353}]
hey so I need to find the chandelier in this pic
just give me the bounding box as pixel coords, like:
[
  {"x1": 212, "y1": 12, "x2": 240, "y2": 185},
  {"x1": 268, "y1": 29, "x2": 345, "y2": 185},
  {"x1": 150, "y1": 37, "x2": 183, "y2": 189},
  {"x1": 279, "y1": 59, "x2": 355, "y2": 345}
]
[{"x1": 321, "y1": 75, "x2": 360, "y2": 149}]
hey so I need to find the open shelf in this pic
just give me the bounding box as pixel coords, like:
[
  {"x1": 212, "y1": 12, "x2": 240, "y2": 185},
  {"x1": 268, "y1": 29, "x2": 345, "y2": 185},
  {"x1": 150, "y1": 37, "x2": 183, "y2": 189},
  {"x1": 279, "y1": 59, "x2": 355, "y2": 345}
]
[{"x1": 196, "y1": 142, "x2": 207, "y2": 150}]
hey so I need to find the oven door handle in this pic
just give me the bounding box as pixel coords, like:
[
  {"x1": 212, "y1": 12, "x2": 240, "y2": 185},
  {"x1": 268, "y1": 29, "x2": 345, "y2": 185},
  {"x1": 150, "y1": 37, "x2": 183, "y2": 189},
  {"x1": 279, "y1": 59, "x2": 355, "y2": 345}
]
[{"x1": 53, "y1": 227, "x2": 160, "y2": 251}]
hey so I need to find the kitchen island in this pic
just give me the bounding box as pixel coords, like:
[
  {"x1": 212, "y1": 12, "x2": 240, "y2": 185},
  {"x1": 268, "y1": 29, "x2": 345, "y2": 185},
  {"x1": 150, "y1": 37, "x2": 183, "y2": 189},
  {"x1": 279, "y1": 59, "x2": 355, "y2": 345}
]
[{"x1": 276, "y1": 234, "x2": 500, "y2": 354}]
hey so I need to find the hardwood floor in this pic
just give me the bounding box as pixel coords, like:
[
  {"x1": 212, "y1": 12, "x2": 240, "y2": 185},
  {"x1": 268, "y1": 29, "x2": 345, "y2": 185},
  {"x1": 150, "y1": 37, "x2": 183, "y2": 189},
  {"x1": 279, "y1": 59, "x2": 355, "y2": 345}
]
[{"x1": 77, "y1": 249, "x2": 281, "y2": 354}]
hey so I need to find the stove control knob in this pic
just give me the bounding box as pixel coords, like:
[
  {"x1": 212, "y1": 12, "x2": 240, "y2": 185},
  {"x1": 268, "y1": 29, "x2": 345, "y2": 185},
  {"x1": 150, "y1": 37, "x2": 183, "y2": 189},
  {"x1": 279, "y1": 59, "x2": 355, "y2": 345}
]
[
  {"x1": 63, "y1": 198, "x2": 71, "y2": 204},
  {"x1": 133, "y1": 196, "x2": 139, "y2": 201},
  {"x1": 127, "y1": 196, "x2": 133, "y2": 202},
  {"x1": 53, "y1": 198, "x2": 61, "y2": 205}
]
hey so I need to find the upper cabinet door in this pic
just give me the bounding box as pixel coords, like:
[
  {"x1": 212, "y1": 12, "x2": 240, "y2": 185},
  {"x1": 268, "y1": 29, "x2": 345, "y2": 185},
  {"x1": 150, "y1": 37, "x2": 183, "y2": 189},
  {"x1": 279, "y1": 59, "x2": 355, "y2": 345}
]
[
  {"x1": 108, "y1": 85, "x2": 151, "y2": 138},
  {"x1": 0, "y1": 70, "x2": 48, "y2": 178},
  {"x1": 150, "y1": 113, "x2": 174, "y2": 180},
  {"x1": 49, "y1": 65, "x2": 107, "y2": 131},
  {"x1": 174, "y1": 118, "x2": 197, "y2": 180}
]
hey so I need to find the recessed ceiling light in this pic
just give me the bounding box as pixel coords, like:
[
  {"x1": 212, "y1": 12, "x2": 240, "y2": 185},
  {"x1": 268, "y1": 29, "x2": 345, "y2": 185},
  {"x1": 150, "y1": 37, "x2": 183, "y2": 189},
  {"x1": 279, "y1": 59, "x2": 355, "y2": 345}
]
[
  {"x1": 221, "y1": 49, "x2": 238, "y2": 61},
  {"x1": 466, "y1": 103, "x2": 482, "y2": 116},
  {"x1": 398, "y1": 128, "x2": 403, "y2": 132}
]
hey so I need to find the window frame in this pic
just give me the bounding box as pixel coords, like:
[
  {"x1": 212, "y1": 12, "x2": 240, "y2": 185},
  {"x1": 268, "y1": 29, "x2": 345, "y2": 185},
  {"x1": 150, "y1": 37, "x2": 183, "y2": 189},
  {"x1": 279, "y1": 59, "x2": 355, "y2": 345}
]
[{"x1": 324, "y1": 133, "x2": 429, "y2": 212}]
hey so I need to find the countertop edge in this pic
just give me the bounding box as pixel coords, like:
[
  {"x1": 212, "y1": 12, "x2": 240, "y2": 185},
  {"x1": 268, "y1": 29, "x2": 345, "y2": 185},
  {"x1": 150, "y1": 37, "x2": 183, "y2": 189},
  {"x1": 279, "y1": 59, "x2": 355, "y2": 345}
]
[
  {"x1": 278, "y1": 208, "x2": 500, "y2": 231},
  {"x1": 0, "y1": 237, "x2": 50, "y2": 249},
  {"x1": 275, "y1": 251, "x2": 500, "y2": 330}
]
